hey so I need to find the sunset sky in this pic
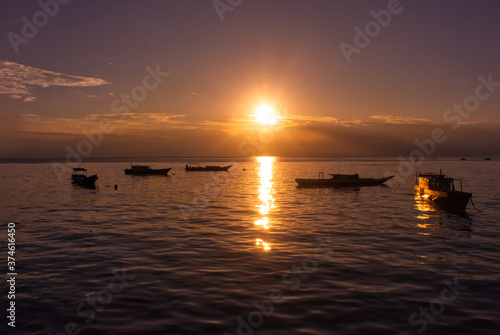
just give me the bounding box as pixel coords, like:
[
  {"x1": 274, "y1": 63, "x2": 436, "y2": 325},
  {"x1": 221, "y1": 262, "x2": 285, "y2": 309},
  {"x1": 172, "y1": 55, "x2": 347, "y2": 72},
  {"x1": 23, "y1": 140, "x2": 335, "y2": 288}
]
[{"x1": 1, "y1": 0, "x2": 500, "y2": 158}]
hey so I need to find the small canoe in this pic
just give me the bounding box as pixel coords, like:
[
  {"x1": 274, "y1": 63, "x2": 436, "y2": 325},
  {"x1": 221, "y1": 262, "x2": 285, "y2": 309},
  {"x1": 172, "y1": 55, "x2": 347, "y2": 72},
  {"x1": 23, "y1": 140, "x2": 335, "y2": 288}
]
[
  {"x1": 295, "y1": 173, "x2": 394, "y2": 188},
  {"x1": 185, "y1": 164, "x2": 231, "y2": 172},
  {"x1": 124, "y1": 165, "x2": 171, "y2": 175}
]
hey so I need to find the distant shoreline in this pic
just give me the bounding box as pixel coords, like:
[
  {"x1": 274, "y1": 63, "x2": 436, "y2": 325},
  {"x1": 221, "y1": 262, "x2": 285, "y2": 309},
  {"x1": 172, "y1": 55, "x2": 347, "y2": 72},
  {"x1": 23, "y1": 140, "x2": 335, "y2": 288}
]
[{"x1": 0, "y1": 156, "x2": 496, "y2": 164}]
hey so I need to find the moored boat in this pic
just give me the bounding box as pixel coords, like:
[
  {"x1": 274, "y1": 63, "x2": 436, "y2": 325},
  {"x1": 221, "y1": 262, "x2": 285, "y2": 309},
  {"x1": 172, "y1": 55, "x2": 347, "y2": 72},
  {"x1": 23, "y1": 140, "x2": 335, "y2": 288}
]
[
  {"x1": 295, "y1": 173, "x2": 394, "y2": 188},
  {"x1": 414, "y1": 172, "x2": 472, "y2": 211},
  {"x1": 124, "y1": 165, "x2": 171, "y2": 175},
  {"x1": 185, "y1": 163, "x2": 232, "y2": 172},
  {"x1": 71, "y1": 168, "x2": 98, "y2": 187}
]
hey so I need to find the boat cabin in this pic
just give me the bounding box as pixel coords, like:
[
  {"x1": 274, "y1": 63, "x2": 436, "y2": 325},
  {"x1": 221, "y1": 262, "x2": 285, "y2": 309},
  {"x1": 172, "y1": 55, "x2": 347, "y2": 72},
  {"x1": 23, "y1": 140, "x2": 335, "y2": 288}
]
[
  {"x1": 130, "y1": 165, "x2": 151, "y2": 170},
  {"x1": 72, "y1": 168, "x2": 88, "y2": 177},
  {"x1": 415, "y1": 173, "x2": 461, "y2": 192}
]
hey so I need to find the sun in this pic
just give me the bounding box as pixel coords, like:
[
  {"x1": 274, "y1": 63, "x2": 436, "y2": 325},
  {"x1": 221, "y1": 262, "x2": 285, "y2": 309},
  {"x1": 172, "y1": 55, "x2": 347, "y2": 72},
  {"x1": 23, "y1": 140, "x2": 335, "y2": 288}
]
[{"x1": 254, "y1": 104, "x2": 278, "y2": 125}]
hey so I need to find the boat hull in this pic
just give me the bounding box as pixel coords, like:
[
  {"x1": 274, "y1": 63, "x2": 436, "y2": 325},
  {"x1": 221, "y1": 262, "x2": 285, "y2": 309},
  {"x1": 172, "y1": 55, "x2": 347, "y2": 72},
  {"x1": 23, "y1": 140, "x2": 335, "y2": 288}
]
[
  {"x1": 295, "y1": 176, "x2": 394, "y2": 188},
  {"x1": 124, "y1": 168, "x2": 171, "y2": 175},
  {"x1": 185, "y1": 165, "x2": 231, "y2": 172},
  {"x1": 415, "y1": 185, "x2": 471, "y2": 211}
]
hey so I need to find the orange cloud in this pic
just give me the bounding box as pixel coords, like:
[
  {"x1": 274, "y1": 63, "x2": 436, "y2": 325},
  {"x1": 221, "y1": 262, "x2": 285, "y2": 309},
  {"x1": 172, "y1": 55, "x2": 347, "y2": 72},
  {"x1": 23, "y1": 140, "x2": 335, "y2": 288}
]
[
  {"x1": 0, "y1": 60, "x2": 110, "y2": 100},
  {"x1": 370, "y1": 115, "x2": 431, "y2": 124}
]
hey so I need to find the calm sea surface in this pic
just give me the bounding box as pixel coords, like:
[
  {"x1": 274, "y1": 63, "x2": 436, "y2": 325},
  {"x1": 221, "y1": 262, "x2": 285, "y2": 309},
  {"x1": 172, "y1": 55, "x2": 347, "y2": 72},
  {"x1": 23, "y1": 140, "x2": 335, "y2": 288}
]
[{"x1": 1, "y1": 157, "x2": 499, "y2": 335}]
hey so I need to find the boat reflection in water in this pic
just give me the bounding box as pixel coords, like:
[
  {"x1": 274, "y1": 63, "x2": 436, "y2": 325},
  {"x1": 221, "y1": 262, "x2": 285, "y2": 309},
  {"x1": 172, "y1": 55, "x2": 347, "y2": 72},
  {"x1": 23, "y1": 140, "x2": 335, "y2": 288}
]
[
  {"x1": 414, "y1": 194, "x2": 472, "y2": 235},
  {"x1": 414, "y1": 193, "x2": 442, "y2": 221},
  {"x1": 254, "y1": 156, "x2": 275, "y2": 251}
]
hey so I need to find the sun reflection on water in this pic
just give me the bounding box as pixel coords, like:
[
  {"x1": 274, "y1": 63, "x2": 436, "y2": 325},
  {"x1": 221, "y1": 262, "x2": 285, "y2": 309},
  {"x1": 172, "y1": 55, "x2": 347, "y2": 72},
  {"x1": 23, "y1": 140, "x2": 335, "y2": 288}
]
[
  {"x1": 254, "y1": 217, "x2": 270, "y2": 230},
  {"x1": 256, "y1": 156, "x2": 275, "y2": 215},
  {"x1": 256, "y1": 238, "x2": 271, "y2": 251},
  {"x1": 254, "y1": 156, "x2": 276, "y2": 251}
]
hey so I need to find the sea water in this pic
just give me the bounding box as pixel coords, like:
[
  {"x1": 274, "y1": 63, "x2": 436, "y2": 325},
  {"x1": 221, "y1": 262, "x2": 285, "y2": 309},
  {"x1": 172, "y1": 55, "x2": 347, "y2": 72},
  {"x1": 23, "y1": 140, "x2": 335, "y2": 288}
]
[{"x1": 1, "y1": 157, "x2": 499, "y2": 335}]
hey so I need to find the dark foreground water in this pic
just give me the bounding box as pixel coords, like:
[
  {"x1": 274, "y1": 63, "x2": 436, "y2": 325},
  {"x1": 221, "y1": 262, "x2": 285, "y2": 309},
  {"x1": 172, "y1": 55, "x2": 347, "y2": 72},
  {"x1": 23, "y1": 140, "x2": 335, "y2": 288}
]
[{"x1": 1, "y1": 157, "x2": 499, "y2": 335}]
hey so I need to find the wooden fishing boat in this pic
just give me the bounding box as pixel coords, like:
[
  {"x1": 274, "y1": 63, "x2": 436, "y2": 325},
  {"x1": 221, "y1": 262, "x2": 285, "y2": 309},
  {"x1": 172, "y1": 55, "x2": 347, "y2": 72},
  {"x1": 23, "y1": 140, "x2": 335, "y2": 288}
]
[
  {"x1": 185, "y1": 163, "x2": 232, "y2": 172},
  {"x1": 295, "y1": 173, "x2": 394, "y2": 188},
  {"x1": 71, "y1": 168, "x2": 98, "y2": 187},
  {"x1": 124, "y1": 165, "x2": 171, "y2": 175},
  {"x1": 414, "y1": 172, "x2": 471, "y2": 211}
]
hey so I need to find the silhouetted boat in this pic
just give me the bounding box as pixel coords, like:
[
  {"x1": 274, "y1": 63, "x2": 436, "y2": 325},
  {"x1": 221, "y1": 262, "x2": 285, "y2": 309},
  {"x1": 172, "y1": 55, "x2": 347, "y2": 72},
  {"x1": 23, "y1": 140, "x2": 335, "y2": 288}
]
[
  {"x1": 71, "y1": 168, "x2": 98, "y2": 187},
  {"x1": 484, "y1": 158, "x2": 491, "y2": 161},
  {"x1": 124, "y1": 165, "x2": 171, "y2": 175},
  {"x1": 414, "y1": 172, "x2": 472, "y2": 211},
  {"x1": 295, "y1": 173, "x2": 394, "y2": 187},
  {"x1": 185, "y1": 163, "x2": 231, "y2": 171}
]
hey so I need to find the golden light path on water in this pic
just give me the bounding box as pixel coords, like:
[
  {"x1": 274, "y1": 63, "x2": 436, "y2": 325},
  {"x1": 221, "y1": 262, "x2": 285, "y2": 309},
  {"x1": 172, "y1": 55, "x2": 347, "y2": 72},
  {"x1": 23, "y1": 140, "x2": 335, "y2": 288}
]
[
  {"x1": 254, "y1": 156, "x2": 276, "y2": 251},
  {"x1": 414, "y1": 194, "x2": 441, "y2": 234},
  {"x1": 415, "y1": 194, "x2": 435, "y2": 221}
]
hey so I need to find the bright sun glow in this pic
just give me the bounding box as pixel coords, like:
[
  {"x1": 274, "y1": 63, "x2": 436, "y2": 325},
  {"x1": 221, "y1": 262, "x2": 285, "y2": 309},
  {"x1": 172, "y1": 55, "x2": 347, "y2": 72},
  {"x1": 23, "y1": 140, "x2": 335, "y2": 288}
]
[{"x1": 255, "y1": 105, "x2": 278, "y2": 125}]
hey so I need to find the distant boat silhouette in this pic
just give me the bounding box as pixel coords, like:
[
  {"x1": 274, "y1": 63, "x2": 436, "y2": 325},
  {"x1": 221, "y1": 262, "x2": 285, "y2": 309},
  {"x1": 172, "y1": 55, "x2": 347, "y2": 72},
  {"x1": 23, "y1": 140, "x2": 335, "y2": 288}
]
[
  {"x1": 295, "y1": 173, "x2": 394, "y2": 187},
  {"x1": 461, "y1": 158, "x2": 467, "y2": 161},
  {"x1": 415, "y1": 172, "x2": 471, "y2": 211},
  {"x1": 484, "y1": 158, "x2": 491, "y2": 161},
  {"x1": 71, "y1": 168, "x2": 98, "y2": 187},
  {"x1": 185, "y1": 163, "x2": 231, "y2": 172},
  {"x1": 124, "y1": 165, "x2": 171, "y2": 175}
]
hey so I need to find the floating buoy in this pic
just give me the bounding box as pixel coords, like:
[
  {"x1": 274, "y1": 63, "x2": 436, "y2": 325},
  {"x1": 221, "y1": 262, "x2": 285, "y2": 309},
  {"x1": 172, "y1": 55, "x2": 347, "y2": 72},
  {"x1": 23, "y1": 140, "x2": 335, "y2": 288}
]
[{"x1": 114, "y1": 185, "x2": 118, "y2": 190}]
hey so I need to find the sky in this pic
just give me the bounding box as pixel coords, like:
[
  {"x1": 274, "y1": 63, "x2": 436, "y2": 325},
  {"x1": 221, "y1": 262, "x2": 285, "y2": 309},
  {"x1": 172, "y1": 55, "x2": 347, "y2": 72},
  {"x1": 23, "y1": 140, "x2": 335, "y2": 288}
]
[{"x1": 1, "y1": 0, "x2": 500, "y2": 158}]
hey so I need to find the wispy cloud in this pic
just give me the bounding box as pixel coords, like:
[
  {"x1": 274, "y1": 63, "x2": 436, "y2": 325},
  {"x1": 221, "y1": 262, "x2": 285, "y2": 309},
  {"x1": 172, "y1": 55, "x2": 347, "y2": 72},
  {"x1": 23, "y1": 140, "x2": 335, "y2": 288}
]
[
  {"x1": 19, "y1": 113, "x2": 188, "y2": 135},
  {"x1": 286, "y1": 115, "x2": 340, "y2": 123},
  {"x1": 278, "y1": 114, "x2": 367, "y2": 128},
  {"x1": 0, "y1": 60, "x2": 110, "y2": 101},
  {"x1": 370, "y1": 115, "x2": 430, "y2": 124}
]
